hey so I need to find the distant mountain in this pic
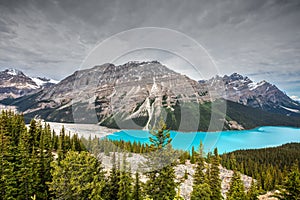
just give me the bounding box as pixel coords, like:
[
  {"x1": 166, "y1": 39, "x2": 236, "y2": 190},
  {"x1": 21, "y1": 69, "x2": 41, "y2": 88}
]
[
  {"x1": 0, "y1": 68, "x2": 58, "y2": 100},
  {"x1": 1, "y1": 63, "x2": 300, "y2": 131},
  {"x1": 200, "y1": 73, "x2": 300, "y2": 117}
]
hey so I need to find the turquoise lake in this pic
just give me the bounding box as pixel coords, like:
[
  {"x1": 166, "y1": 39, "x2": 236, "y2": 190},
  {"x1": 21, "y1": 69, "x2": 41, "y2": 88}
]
[{"x1": 107, "y1": 126, "x2": 300, "y2": 154}]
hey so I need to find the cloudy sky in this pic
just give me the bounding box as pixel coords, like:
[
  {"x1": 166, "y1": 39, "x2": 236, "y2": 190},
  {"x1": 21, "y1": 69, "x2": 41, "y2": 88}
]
[{"x1": 0, "y1": 0, "x2": 300, "y2": 99}]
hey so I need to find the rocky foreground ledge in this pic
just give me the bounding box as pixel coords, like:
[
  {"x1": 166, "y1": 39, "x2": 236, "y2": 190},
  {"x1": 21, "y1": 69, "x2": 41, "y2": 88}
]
[{"x1": 99, "y1": 152, "x2": 256, "y2": 200}]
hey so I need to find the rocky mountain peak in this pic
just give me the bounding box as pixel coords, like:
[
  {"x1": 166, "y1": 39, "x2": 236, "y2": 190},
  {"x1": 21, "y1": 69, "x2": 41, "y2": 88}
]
[
  {"x1": 201, "y1": 73, "x2": 300, "y2": 116},
  {"x1": 0, "y1": 68, "x2": 58, "y2": 100},
  {"x1": 228, "y1": 72, "x2": 244, "y2": 81},
  {"x1": 4, "y1": 68, "x2": 25, "y2": 76},
  {"x1": 7, "y1": 61, "x2": 208, "y2": 127}
]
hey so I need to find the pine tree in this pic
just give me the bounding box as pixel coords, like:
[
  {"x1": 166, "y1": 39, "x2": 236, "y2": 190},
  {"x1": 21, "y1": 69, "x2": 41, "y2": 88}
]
[
  {"x1": 209, "y1": 148, "x2": 223, "y2": 200},
  {"x1": 17, "y1": 125, "x2": 36, "y2": 200},
  {"x1": 226, "y1": 171, "x2": 246, "y2": 200},
  {"x1": 48, "y1": 151, "x2": 105, "y2": 199},
  {"x1": 132, "y1": 172, "x2": 142, "y2": 200},
  {"x1": 105, "y1": 152, "x2": 120, "y2": 200},
  {"x1": 247, "y1": 179, "x2": 259, "y2": 200},
  {"x1": 193, "y1": 141, "x2": 206, "y2": 185},
  {"x1": 277, "y1": 162, "x2": 300, "y2": 200},
  {"x1": 145, "y1": 118, "x2": 177, "y2": 200},
  {"x1": 191, "y1": 146, "x2": 196, "y2": 164},
  {"x1": 191, "y1": 141, "x2": 212, "y2": 200},
  {"x1": 89, "y1": 157, "x2": 105, "y2": 200},
  {"x1": 117, "y1": 153, "x2": 132, "y2": 200},
  {"x1": 57, "y1": 126, "x2": 67, "y2": 163},
  {"x1": 36, "y1": 127, "x2": 53, "y2": 199},
  {"x1": 191, "y1": 183, "x2": 212, "y2": 200},
  {"x1": 28, "y1": 120, "x2": 37, "y2": 151},
  {"x1": 0, "y1": 115, "x2": 18, "y2": 199}
]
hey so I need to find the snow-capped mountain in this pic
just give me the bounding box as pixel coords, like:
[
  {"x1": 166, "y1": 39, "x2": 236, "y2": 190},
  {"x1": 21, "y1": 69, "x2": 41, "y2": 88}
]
[
  {"x1": 5, "y1": 61, "x2": 208, "y2": 128},
  {"x1": 1, "y1": 63, "x2": 299, "y2": 130},
  {"x1": 0, "y1": 68, "x2": 58, "y2": 100},
  {"x1": 200, "y1": 73, "x2": 300, "y2": 116}
]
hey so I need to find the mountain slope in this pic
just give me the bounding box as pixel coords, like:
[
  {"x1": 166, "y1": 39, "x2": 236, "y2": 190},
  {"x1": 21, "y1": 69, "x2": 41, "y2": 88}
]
[
  {"x1": 1, "y1": 62, "x2": 300, "y2": 131},
  {"x1": 201, "y1": 73, "x2": 300, "y2": 117},
  {"x1": 0, "y1": 68, "x2": 57, "y2": 100},
  {"x1": 2, "y1": 61, "x2": 210, "y2": 130}
]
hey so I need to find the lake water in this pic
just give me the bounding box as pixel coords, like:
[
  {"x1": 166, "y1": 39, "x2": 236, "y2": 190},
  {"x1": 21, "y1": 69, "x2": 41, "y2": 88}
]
[{"x1": 107, "y1": 126, "x2": 300, "y2": 154}]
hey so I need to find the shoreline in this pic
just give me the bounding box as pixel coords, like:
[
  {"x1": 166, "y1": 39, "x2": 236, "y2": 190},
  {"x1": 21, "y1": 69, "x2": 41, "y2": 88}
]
[{"x1": 44, "y1": 121, "x2": 120, "y2": 139}]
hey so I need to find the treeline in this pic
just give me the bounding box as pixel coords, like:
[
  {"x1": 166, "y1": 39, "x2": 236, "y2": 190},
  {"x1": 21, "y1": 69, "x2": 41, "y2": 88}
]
[
  {"x1": 221, "y1": 143, "x2": 300, "y2": 191},
  {"x1": 81, "y1": 136, "x2": 195, "y2": 166},
  {"x1": 0, "y1": 111, "x2": 85, "y2": 199},
  {"x1": 1, "y1": 111, "x2": 299, "y2": 199}
]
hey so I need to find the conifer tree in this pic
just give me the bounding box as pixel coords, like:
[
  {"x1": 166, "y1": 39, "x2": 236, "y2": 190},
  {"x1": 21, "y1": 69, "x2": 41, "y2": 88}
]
[
  {"x1": 247, "y1": 179, "x2": 259, "y2": 200},
  {"x1": 209, "y1": 148, "x2": 223, "y2": 200},
  {"x1": 277, "y1": 162, "x2": 300, "y2": 200},
  {"x1": 190, "y1": 146, "x2": 196, "y2": 164},
  {"x1": 17, "y1": 124, "x2": 36, "y2": 199},
  {"x1": 57, "y1": 126, "x2": 66, "y2": 162},
  {"x1": 191, "y1": 183, "x2": 212, "y2": 200},
  {"x1": 145, "y1": 118, "x2": 177, "y2": 200},
  {"x1": 105, "y1": 152, "x2": 120, "y2": 200},
  {"x1": 37, "y1": 127, "x2": 53, "y2": 199},
  {"x1": 0, "y1": 115, "x2": 17, "y2": 199},
  {"x1": 117, "y1": 153, "x2": 132, "y2": 200},
  {"x1": 132, "y1": 171, "x2": 143, "y2": 200},
  {"x1": 191, "y1": 141, "x2": 212, "y2": 200},
  {"x1": 193, "y1": 141, "x2": 206, "y2": 185},
  {"x1": 226, "y1": 171, "x2": 246, "y2": 200},
  {"x1": 48, "y1": 151, "x2": 105, "y2": 199}
]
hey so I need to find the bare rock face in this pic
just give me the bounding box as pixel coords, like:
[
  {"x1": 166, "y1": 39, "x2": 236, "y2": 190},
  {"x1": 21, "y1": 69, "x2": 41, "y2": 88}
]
[
  {"x1": 200, "y1": 73, "x2": 300, "y2": 117},
  {"x1": 0, "y1": 69, "x2": 38, "y2": 99},
  {"x1": 0, "y1": 68, "x2": 57, "y2": 100},
  {"x1": 14, "y1": 61, "x2": 210, "y2": 127},
  {"x1": 3, "y1": 63, "x2": 300, "y2": 129}
]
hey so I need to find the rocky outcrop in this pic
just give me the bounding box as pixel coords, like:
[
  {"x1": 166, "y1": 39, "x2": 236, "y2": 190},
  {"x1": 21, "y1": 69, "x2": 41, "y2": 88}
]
[
  {"x1": 0, "y1": 68, "x2": 57, "y2": 100},
  {"x1": 200, "y1": 73, "x2": 300, "y2": 117},
  {"x1": 99, "y1": 152, "x2": 254, "y2": 200}
]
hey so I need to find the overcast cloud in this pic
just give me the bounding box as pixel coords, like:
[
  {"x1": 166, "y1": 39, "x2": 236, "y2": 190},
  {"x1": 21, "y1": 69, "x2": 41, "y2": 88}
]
[{"x1": 0, "y1": 0, "x2": 300, "y2": 98}]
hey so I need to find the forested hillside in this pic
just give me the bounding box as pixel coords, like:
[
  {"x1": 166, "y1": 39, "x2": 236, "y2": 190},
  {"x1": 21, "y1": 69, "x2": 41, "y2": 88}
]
[
  {"x1": 221, "y1": 143, "x2": 300, "y2": 192},
  {"x1": 0, "y1": 111, "x2": 299, "y2": 199}
]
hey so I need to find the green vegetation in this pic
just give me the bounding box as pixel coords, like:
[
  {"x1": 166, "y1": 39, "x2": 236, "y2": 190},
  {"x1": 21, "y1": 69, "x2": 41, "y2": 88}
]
[
  {"x1": 3, "y1": 94, "x2": 300, "y2": 130},
  {"x1": 1, "y1": 111, "x2": 299, "y2": 199},
  {"x1": 191, "y1": 141, "x2": 212, "y2": 200},
  {"x1": 99, "y1": 100, "x2": 300, "y2": 131},
  {"x1": 221, "y1": 143, "x2": 300, "y2": 191},
  {"x1": 0, "y1": 110, "x2": 84, "y2": 199},
  {"x1": 144, "y1": 118, "x2": 177, "y2": 200},
  {"x1": 275, "y1": 163, "x2": 300, "y2": 200}
]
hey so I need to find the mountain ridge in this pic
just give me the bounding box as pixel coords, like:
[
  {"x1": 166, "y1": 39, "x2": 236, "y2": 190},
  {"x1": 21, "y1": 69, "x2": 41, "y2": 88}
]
[
  {"x1": 1, "y1": 61, "x2": 299, "y2": 130},
  {"x1": 0, "y1": 68, "x2": 58, "y2": 100},
  {"x1": 199, "y1": 72, "x2": 300, "y2": 117}
]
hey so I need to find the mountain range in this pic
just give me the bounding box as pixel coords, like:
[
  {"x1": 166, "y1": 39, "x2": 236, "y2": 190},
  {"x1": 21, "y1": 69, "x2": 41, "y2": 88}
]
[
  {"x1": 0, "y1": 68, "x2": 58, "y2": 100},
  {"x1": 1, "y1": 61, "x2": 300, "y2": 131}
]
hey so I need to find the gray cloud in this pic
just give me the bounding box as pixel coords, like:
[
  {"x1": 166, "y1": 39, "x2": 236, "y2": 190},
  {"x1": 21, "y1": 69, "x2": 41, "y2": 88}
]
[{"x1": 0, "y1": 0, "x2": 300, "y2": 97}]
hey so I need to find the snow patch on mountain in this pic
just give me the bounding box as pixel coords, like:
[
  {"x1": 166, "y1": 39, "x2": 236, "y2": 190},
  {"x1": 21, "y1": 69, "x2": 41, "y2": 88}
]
[
  {"x1": 280, "y1": 105, "x2": 300, "y2": 113},
  {"x1": 248, "y1": 80, "x2": 267, "y2": 91},
  {"x1": 31, "y1": 77, "x2": 58, "y2": 87},
  {"x1": 6, "y1": 68, "x2": 24, "y2": 76}
]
